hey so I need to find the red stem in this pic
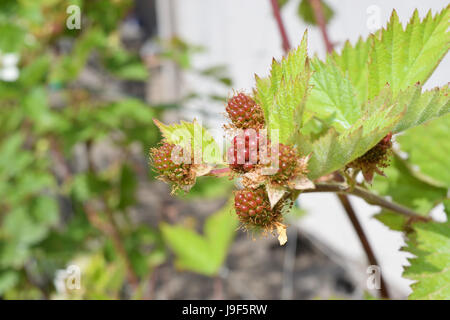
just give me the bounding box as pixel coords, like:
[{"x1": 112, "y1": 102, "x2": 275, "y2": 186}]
[
  {"x1": 337, "y1": 194, "x2": 390, "y2": 299},
  {"x1": 308, "y1": 0, "x2": 333, "y2": 53},
  {"x1": 270, "y1": 0, "x2": 291, "y2": 53},
  {"x1": 208, "y1": 167, "x2": 231, "y2": 177},
  {"x1": 269, "y1": 0, "x2": 391, "y2": 299}
]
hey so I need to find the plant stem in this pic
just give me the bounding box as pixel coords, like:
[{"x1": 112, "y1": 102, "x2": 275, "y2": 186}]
[
  {"x1": 269, "y1": 1, "x2": 399, "y2": 300},
  {"x1": 269, "y1": 0, "x2": 291, "y2": 53},
  {"x1": 301, "y1": 183, "x2": 430, "y2": 222},
  {"x1": 308, "y1": 0, "x2": 334, "y2": 53},
  {"x1": 337, "y1": 194, "x2": 390, "y2": 299},
  {"x1": 207, "y1": 167, "x2": 232, "y2": 177},
  {"x1": 308, "y1": 0, "x2": 390, "y2": 299}
]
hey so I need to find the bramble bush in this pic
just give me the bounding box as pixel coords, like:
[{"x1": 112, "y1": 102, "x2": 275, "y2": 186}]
[{"x1": 151, "y1": 6, "x2": 450, "y2": 299}]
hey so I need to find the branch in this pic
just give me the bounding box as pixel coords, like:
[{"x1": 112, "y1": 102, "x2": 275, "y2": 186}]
[
  {"x1": 308, "y1": 0, "x2": 334, "y2": 53},
  {"x1": 336, "y1": 194, "x2": 390, "y2": 299},
  {"x1": 269, "y1": 0, "x2": 291, "y2": 53},
  {"x1": 302, "y1": 183, "x2": 431, "y2": 222},
  {"x1": 207, "y1": 167, "x2": 232, "y2": 177}
]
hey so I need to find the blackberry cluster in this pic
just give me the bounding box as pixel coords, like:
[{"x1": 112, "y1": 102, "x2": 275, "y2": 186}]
[
  {"x1": 150, "y1": 142, "x2": 194, "y2": 189},
  {"x1": 228, "y1": 130, "x2": 264, "y2": 173},
  {"x1": 269, "y1": 143, "x2": 300, "y2": 185},
  {"x1": 348, "y1": 133, "x2": 393, "y2": 181},
  {"x1": 234, "y1": 187, "x2": 284, "y2": 229},
  {"x1": 226, "y1": 93, "x2": 265, "y2": 129}
]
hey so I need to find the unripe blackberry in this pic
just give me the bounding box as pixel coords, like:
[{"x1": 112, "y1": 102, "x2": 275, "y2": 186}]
[
  {"x1": 268, "y1": 143, "x2": 300, "y2": 185},
  {"x1": 150, "y1": 142, "x2": 195, "y2": 190},
  {"x1": 348, "y1": 133, "x2": 393, "y2": 182},
  {"x1": 234, "y1": 187, "x2": 284, "y2": 229},
  {"x1": 226, "y1": 93, "x2": 265, "y2": 129},
  {"x1": 227, "y1": 130, "x2": 262, "y2": 173}
]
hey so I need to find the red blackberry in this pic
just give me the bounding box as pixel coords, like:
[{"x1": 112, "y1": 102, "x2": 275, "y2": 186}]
[
  {"x1": 347, "y1": 132, "x2": 393, "y2": 182},
  {"x1": 234, "y1": 187, "x2": 285, "y2": 229},
  {"x1": 150, "y1": 142, "x2": 195, "y2": 189},
  {"x1": 227, "y1": 129, "x2": 263, "y2": 173},
  {"x1": 268, "y1": 143, "x2": 300, "y2": 185},
  {"x1": 226, "y1": 93, "x2": 265, "y2": 129}
]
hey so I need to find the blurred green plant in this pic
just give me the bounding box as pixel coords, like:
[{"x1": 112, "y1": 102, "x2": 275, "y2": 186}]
[
  {"x1": 0, "y1": 0, "x2": 233, "y2": 299},
  {"x1": 160, "y1": 200, "x2": 237, "y2": 276}
]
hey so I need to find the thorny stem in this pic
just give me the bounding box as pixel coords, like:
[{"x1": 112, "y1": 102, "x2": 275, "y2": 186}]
[{"x1": 337, "y1": 194, "x2": 390, "y2": 299}]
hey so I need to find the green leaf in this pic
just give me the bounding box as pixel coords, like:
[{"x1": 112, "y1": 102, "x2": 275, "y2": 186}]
[
  {"x1": 118, "y1": 164, "x2": 137, "y2": 210},
  {"x1": 19, "y1": 55, "x2": 50, "y2": 88},
  {"x1": 0, "y1": 270, "x2": 19, "y2": 295},
  {"x1": 298, "y1": 88, "x2": 405, "y2": 179},
  {"x1": 368, "y1": 8, "x2": 450, "y2": 99},
  {"x1": 254, "y1": 32, "x2": 311, "y2": 143},
  {"x1": 112, "y1": 63, "x2": 149, "y2": 80},
  {"x1": 154, "y1": 119, "x2": 222, "y2": 164},
  {"x1": 160, "y1": 201, "x2": 237, "y2": 276},
  {"x1": 50, "y1": 28, "x2": 106, "y2": 84},
  {"x1": 371, "y1": 156, "x2": 447, "y2": 230},
  {"x1": 297, "y1": 0, "x2": 334, "y2": 25},
  {"x1": 391, "y1": 84, "x2": 449, "y2": 133},
  {"x1": 331, "y1": 7, "x2": 449, "y2": 103},
  {"x1": 403, "y1": 220, "x2": 450, "y2": 299},
  {"x1": 331, "y1": 38, "x2": 371, "y2": 105},
  {"x1": 277, "y1": 0, "x2": 289, "y2": 9},
  {"x1": 397, "y1": 113, "x2": 450, "y2": 188},
  {"x1": 444, "y1": 200, "x2": 450, "y2": 221},
  {"x1": 0, "y1": 22, "x2": 25, "y2": 52},
  {"x1": 305, "y1": 58, "x2": 360, "y2": 131}
]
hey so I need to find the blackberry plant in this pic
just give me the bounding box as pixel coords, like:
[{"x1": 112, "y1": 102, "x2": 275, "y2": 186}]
[{"x1": 152, "y1": 6, "x2": 450, "y2": 300}]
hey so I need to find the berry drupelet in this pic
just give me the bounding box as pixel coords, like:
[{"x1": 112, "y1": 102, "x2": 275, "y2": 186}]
[
  {"x1": 234, "y1": 187, "x2": 284, "y2": 229},
  {"x1": 228, "y1": 129, "x2": 263, "y2": 173},
  {"x1": 226, "y1": 93, "x2": 265, "y2": 129},
  {"x1": 268, "y1": 143, "x2": 301, "y2": 185},
  {"x1": 150, "y1": 142, "x2": 195, "y2": 190},
  {"x1": 347, "y1": 132, "x2": 393, "y2": 182}
]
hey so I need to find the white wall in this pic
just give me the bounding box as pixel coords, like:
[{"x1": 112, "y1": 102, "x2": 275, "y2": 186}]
[{"x1": 169, "y1": 0, "x2": 449, "y2": 297}]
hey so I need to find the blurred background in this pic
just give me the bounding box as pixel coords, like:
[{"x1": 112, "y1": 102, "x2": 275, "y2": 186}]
[{"x1": 0, "y1": 0, "x2": 448, "y2": 300}]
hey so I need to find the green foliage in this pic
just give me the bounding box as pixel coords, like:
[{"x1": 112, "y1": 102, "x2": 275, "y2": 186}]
[
  {"x1": 154, "y1": 119, "x2": 222, "y2": 164},
  {"x1": 305, "y1": 58, "x2": 360, "y2": 131},
  {"x1": 403, "y1": 219, "x2": 450, "y2": 299},
  {"x1": 367, "y1": 9, "x2": 449, "y2": 100},
  {"x1": 371, "y1": 156, "x2": 447, "y2": 230},
  {"x1": 299, "y1": 87, "x2": 405, "y2": 179},
  {"x1": 331, "y1": 38, "x2": 371, "y2": 105},
  {"x1": 330, "y1": 8, "x2": 450, "y2": 103},
  {"x1": 289, "y1": 7, "x2": 450, "y2": 179},
  {"x1": 397, "y1": 114, "x2": 450, "y2": 188},
  {"x1": 160, "y1": 201, "x2": 237, "y2": 276},
  {"x1": 297, "y1": 0, "x2": 334, "y2": 25},
  {"x1": 0, "y1": 0, "x2": 227, "y2": 299},
  {"x1": 254, "y1": 32, "x2": 311, "y2": 144}
]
